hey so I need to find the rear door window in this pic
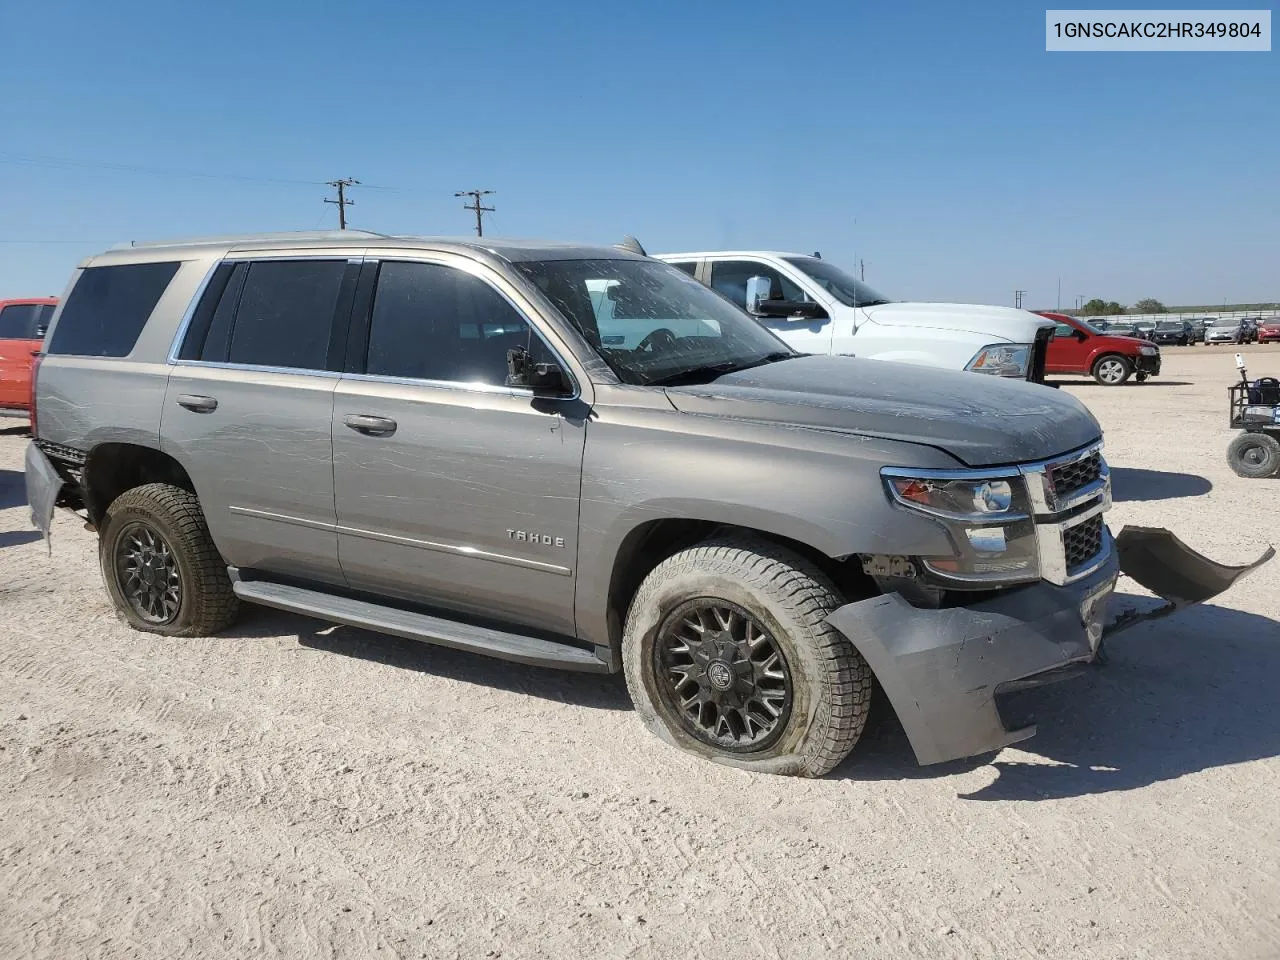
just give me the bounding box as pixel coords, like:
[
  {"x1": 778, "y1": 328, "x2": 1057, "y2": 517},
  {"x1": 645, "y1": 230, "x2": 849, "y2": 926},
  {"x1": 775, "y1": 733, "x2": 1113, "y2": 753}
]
[
  {"x1": 224, "y1": 260, "x2": 347, "y2": 371},
  {"x1": 46, "y1": 261, "x2": 180, "y2": 357}
]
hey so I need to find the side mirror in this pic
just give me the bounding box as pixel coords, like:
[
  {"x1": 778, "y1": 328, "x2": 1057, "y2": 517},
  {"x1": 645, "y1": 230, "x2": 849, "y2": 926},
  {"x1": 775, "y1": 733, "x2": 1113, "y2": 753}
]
[
  {"x1": 506, "y1": 348, "x2": 569, "y2": 394},
  {"x1": 756, "y1": 299, "x2": 828, "y2": 321},
  {"x1": 1075, "y1": 329, "x2": 1088, "y2": 341},
  {"x1": 745, "y1": 276, "x2": 772, "y2": 314}
]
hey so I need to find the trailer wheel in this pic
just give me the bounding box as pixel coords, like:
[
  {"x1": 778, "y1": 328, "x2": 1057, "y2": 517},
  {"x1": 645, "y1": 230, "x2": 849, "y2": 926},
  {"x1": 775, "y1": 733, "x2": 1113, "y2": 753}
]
[
  {"x1": 1227, "y1": 432, "x2": 1280, "y2": 479},
  {"x1": 622, "y1": 535, "x2": 872, "y2": 777}
]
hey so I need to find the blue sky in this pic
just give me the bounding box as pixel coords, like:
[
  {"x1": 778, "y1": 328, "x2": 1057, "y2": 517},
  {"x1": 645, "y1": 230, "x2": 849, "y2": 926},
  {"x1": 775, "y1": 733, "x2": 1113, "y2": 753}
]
[{"x1": 1, "y1": 0, "x2": 1275, "y2": 309}]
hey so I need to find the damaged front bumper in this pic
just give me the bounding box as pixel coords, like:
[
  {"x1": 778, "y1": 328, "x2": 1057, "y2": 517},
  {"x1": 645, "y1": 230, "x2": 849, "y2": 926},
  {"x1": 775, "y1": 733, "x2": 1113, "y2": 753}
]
[{"x1": 828, "y1": 528, "x2": 1272, "y2": 766}]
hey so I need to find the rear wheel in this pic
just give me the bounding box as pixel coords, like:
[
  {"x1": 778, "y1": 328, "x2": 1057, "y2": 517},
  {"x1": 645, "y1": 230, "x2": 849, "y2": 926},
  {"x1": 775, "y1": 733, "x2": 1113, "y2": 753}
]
[
  {"x1": 1092, "y1": 354, "x2": 1132, "y2": 386},
  {"x1": 1227, "y1": 432, "x2": 1280, "y2": 479},
  {"x1": 99, "y1": 483, "x2": 239, "y2": 636},
  {"x1": 622, "y1": 536, "x2": 873, "y2": 777}
]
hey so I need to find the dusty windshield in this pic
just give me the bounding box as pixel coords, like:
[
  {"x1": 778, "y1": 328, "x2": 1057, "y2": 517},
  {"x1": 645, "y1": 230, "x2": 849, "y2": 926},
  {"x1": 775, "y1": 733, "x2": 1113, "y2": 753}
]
[
  {"x1": 514, "y1": 258, "x2": 795, "y2": 385},
  {"x1": 782, "y1": 257, "x2": 891, "y2": 307}
]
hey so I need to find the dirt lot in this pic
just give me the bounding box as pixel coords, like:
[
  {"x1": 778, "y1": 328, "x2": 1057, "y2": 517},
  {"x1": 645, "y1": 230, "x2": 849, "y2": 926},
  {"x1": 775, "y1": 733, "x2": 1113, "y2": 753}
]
[{"x1": 2, "y1": 344, "x2": 1279, "y2": 960}]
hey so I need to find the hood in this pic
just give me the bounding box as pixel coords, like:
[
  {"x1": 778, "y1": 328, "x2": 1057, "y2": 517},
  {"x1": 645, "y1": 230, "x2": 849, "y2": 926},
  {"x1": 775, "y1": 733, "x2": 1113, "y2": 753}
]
[
  {"x1": 1109, "y1": 335, "x2": 1153, "y2": 346},
  {"x1": 860, "y1": 302, "x2": 1052, "y2": 344},
  {"x1": 664, "y1": 355, "x2": 1101, "y2": 468}
]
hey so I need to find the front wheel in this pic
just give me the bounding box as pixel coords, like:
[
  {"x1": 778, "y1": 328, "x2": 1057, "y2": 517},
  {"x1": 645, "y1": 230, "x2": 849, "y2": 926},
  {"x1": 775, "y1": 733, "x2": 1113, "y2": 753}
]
[
  {"x1": 1092, "y1": 354, "x2": 1133, "y2": 386},
  {"x1": 99, "y1": 483, "x2": 240, "y2": 636},
  {"x1": 622, "y1": 536, "x2": 873, "y2": 777},
  {"x1": 1227, "y1": 432, "x2": 1280, "y2": 479}
]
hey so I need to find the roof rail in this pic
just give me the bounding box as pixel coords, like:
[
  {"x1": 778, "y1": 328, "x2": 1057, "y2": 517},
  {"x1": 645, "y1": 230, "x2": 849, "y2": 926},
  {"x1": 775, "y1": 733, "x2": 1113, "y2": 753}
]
[{"x1": 112, "y1": 230, "x2": 388, "y2": 251}]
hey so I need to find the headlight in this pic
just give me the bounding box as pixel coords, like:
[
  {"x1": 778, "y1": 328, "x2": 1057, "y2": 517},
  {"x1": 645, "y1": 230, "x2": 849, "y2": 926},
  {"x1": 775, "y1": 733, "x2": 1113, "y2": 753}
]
[
  {"x1": 883, "y1": 470, "x2": 1039, "y2": 583},
  {"x1": 886, "y1": 476, "x2": 1020, "y2": 520},
  {"x1": 965, "y1": 343, "x2": 1031, "y2": 377},
  {"x1": 1139, "y1": 345, "x2": 1158, "y2": 356}
]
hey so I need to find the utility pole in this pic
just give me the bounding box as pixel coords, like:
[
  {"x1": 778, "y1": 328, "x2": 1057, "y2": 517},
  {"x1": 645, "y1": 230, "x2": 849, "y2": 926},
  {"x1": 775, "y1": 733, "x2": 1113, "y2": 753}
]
[
  {"x1": 325, "y1": 178, "x2": 360, "y2": 230},
  {"x1": 455, "y1": 189, "x2": 495, "y2": 237},
  {"x1": 1057, "y1": 277, "x2": 1061, "y2": 312},
  {"x1": 1014, "y1": 289, "x2": 1026, "y2": 309}
]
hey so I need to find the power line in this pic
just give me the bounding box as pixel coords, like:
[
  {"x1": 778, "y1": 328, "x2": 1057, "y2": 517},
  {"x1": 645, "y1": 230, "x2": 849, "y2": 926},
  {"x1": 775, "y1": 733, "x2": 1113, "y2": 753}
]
[
  {"x1": 325, "y1": 178, "x2": 360, "y2": 230},
  {"x1": 455, "y1": 189, "x2": 495, "y2": 237},
  {"x1": 0, "y1": 152, "x2": 403, "y2": 191}
]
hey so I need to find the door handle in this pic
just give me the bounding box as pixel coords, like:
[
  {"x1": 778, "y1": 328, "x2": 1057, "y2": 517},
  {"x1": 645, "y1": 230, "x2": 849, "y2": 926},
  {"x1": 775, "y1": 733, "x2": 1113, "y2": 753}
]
[
  {"x1": 343, "y1": 414, "x2": 397, "y2": 436},
  {"x1": 176, "y1": 394, "x2": 218, "y2": 413}
]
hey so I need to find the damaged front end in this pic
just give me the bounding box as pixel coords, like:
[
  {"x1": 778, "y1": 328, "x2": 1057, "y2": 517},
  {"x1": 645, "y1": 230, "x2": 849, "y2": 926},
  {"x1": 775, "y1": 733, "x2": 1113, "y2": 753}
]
[{"x1": 834, "y1": 440, "x2": 1273, "y2": 766}]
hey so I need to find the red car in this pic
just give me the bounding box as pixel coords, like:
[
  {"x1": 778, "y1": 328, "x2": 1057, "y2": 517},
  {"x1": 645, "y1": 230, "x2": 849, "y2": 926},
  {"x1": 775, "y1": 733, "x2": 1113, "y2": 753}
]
[
  {"x1": 1258, "y1": 319, "x2": 1280, "y2": 344},
  {"x1": 0, "y1": 297, "x2": 57, "y2": 414},
  {"x1": 1036, "y1": 311, "x2": 1162, "y2": 386}
]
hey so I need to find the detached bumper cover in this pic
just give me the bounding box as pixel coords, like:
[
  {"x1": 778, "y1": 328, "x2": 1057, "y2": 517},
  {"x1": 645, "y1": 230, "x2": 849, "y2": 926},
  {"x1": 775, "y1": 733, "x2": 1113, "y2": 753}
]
[
  {"x1": 24, "y1": 441, "x2": 64, "y2": 546},
  {"x1": 827, "y1": 527, "x2": 1271, "y2": 766}
]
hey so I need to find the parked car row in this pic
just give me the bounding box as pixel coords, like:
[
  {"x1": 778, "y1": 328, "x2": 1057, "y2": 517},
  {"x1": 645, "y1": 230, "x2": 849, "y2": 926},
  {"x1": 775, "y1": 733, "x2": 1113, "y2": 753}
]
[
  {"x1": 1087, "y1": 315, "x2": 1279, "y2": 346},
  {"x1": 24, "y1": 230, "x2": 1264, "y2": 777}
]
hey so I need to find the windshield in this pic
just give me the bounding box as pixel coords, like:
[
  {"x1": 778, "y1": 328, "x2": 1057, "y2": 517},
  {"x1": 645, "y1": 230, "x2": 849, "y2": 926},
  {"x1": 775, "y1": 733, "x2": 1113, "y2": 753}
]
[
  {"x1": 514, "y1": 258, "x2": 795, "y2": 386},
  {"x1": 781, "y1": 257, "x2": 891, "y2": 308},
  {"x1": 1156, "y1": 321, "x2": 1183, "y2": 330},
  {"x1": 1074, "y1": 319, "x2": 1107, "y2": 335}
]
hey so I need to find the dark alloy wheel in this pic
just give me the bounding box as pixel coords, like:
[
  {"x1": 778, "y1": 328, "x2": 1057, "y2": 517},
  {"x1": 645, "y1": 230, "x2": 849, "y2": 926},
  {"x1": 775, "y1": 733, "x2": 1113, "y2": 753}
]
[
  {"x1": 653, "y1": 599, "x2": 793, "y2": 752},
  {"x1": 114, "y1": 520, "x2": 183, "y2": 624}
]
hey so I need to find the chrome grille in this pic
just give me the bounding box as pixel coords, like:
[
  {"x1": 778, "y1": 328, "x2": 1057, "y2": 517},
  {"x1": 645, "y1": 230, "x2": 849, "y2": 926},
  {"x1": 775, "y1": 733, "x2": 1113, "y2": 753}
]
[
  {"x1": 1049, "y1": 451, "x2": 1103, "y2": 503},
  {"x1": 1063, "y1": 514, "x2": 1104, "y2": 572}
]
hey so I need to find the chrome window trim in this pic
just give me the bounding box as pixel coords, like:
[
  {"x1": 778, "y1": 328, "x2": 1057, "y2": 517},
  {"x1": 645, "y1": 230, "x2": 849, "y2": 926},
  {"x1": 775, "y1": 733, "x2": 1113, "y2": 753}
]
[
  {"x1": 165, "y1": 260, "x2": 222, "y2": 363},
  {"x1": 170, "y1": 359, "x2": 341, "y2": 379}
]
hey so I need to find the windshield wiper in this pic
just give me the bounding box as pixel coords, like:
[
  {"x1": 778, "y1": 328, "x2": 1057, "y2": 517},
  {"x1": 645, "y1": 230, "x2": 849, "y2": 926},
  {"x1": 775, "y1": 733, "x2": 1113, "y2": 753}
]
[
  {"x1": 858, "y1": 298, "x2": 891, "y2": 307},
  {"x1": 646, "y1": 352, "x2": 794, "y2": 387}
]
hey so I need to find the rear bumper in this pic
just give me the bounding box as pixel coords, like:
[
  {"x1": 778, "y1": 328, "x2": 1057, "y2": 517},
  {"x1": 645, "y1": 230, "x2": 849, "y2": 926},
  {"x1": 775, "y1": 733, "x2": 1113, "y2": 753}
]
[{"x1": 827, "y1": 527, "x2": 1272, "y2": 766}]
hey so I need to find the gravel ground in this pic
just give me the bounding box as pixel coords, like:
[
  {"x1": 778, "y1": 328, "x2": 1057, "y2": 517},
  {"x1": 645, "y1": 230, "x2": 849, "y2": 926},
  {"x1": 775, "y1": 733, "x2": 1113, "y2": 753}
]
[{"x1": 2, "y1": 344, "x2": 1279, "y2": 960}]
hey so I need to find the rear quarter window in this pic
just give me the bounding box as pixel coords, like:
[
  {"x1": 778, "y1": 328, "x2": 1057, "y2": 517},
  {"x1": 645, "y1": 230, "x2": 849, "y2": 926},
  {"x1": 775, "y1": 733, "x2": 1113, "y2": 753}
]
[{"x1": 47, "y1": 261, "x2": 181, "y2": 357}]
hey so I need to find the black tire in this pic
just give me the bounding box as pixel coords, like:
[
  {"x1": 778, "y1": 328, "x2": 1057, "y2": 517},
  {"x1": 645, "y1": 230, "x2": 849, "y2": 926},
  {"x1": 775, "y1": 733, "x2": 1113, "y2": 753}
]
[
  {"x1": 1227, "y1": 432, "x2": 1280, "y2": 479},
  {"x1": 1092, "y1": 354, "x2": 1133, "y2": 386},
  {"x1": 98, "y1": 482, "x2": 239, "y2": 636},
  {"x1": 622, "y1": 536, "x2": 873, "y2": 777}
]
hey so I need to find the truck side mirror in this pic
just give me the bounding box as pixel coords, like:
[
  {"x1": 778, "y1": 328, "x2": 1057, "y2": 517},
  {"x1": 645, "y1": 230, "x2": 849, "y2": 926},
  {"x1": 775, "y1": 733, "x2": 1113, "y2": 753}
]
[
  {"x1": 506, "y1": 348, "x2": 569, "y2": 394},
  {"x1": 756, "y1": 299, "x2": 829, "y2": 321},
  {"x1": 745, "y1": 276, "x2": 772, "y2": 314}
]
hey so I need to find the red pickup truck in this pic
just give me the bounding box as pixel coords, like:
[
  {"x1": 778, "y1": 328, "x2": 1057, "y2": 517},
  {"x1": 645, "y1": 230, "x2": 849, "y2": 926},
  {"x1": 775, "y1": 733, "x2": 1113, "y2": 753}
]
[
  {"x1": 1037, "y1": 311, "x2": 1162, "y2": 386},
  {"x1": 0, "y1": 297, "x2": 57, "y2": 415}
]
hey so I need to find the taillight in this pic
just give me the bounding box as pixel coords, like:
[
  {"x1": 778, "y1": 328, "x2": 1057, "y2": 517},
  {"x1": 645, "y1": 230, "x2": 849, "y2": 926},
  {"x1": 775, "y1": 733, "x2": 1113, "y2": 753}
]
[{"x1": 29, "y1": 352, "x2": 43, "y2": 437}]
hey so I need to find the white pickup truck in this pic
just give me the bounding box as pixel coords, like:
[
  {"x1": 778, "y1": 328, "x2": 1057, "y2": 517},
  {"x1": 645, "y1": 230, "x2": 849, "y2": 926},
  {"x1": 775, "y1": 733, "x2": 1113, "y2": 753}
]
[{"x1": 651, "y1": 249, "x2": 1054, "y2": 383}]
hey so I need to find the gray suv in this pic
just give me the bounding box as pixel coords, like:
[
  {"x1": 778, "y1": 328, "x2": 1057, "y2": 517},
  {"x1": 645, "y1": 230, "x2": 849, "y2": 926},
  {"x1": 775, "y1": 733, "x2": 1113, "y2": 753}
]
[{"x1": 24, "y1": 232, "x2": 1268, "y2": 777}]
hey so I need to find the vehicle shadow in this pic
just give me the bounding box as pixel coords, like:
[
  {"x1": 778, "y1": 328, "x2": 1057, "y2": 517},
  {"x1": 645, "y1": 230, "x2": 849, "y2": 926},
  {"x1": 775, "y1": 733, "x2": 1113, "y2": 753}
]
[
  {"x1": 835, "y1": 595, "x2": 1280, "y2": 799},
  {"x1": 1110, "y1": 466, "x2": 1212, "y2": 501},
  {"x1": 231, "y1": 605, "x2": 632, "y2": 712},
  {"x1": 0, "y1": 530, "x2": 42, "y2": 549},
  {"x1": 1051, "y1": 379, "x2": 1193, "y2": 388},
  {"x1": 0, "y1": 469, "x2": 27, "y2": 510},
  {"x1": 0, "y1": 424, "x2": 30, "y2": 437}
]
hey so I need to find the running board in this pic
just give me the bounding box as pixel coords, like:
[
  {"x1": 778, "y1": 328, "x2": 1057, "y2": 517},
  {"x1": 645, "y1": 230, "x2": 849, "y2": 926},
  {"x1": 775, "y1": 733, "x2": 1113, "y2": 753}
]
[{"x1": 231, "y1": 578, "x2": 613, "y2": 673}]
